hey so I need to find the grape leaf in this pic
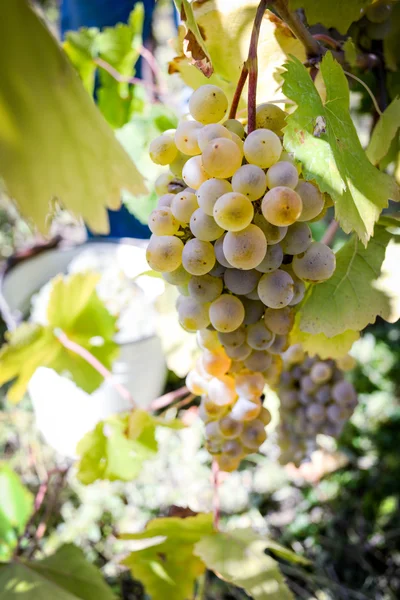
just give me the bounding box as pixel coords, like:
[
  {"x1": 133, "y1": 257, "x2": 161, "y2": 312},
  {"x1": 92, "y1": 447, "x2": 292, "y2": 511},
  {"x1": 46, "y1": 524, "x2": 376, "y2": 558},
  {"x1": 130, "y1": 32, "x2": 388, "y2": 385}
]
[
  {"x1": 282, "y1": 53, "x2": 399, "y2": 244},
  {"x1": 63, "y1": 29, "x2": 99, "y2": 94},
  {"x1": 0, "y1": 273, "x2": 119, "y2": 402},
  {"x1": 290, "y1": 314, "x2": 360, "y2": 359},
  {"x1": 0, "y1": 0, "x2": 146, "y2": 234},
  {"x1": 297, "y1": 227, "x2": 392, "y2": 337},
  {"x1": 194, "y1": 528, "x2": 294, "y2": 600},
  {"x1": 0, "y1": 544, "x2": 115, "y2": 600},
  {"x1": 0, "y1": 466, "x2": 33, "y2": 560},
  {"x1": 384, "y1": 2, "x2": 400, "y2": 71},
  {"x1": 174, "y1": 0, "x2": 213, "y2": 77},
  {"x1": 367, "y1": 98, "x2": 400, "y2": 166},
  {"x1": 121, "y1": 514, "x2": 215, "y2": 600},
  {"x1": 289, "y1": 0, "x2": 371, "y2": 34}
]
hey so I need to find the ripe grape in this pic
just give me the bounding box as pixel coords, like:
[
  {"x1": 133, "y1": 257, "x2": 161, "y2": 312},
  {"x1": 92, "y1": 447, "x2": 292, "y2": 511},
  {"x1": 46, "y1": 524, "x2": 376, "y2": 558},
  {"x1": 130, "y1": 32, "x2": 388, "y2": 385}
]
[
  {"x1": 231, "y1": 396, "x2": 262, "y2": 421},
  {"x1": 231, "y1": 164, "x2": 267, "y2": 201},
  {"x1": 197, "y1": 329, "x2": 221, "y2": 351},
  {"x1": 188, "y1": 274, "x2": 223, "y2": 303},
  {"x1": 295, "y1": 181, "x2": 325, "y2": 222},
  {"x1": 208, "y1": 375, "x2": 237, "y2": 406},
  {"x1": 214, "y1": 234, "x2": 232, "y2": 268},
  {"x1": 255, "y1": 103, "x2": 286, "y2": 134},
  {"x1": 223, "y1": 224, "x2": 267, "y2": 270},
  {"x1": 241, "y1": 420, "x2": 267, "y2": 450},
  {"x1": 310, "y1": 361, "x2": 333, "y2": 384},
  {"x1": 259, "y1": 406, "x2": 272, "y2": 426},
  {"x1": 182, "y1": 155, "x2": 210, "y2": 189},
  {"x1": 244, "y1": 350, "x2": 272, "y2": 372},
  {"x1": 223, "y1": 118, "x2": 245, "y2": 138},
  {"x1": 222, "y1": 439, "x2": 243, "y2": 458},
  {"x1": 292, "y1": 242, "x2": 336, "y2": 282},
  {"x1": 280, "y1": 222, "x2": 312, "y2": 255},
  {"x1": 178, "y1": 296, "x2": 210, "y2": 332},
  {"x1": 255, "y1": 244, "x2": 283, "y2": 273},
  {"x1": 246, "y1": 321, "x2": 275, "y2": 350},
  {"x1": 266, "y1": 161, "x2": 299, "y2": 190},
  {"x1": 171, "y1": 190, "x2": 199, "y2": 223},
  {"x1": 209, "y1": 294, "x2": 245, "y2": 332},
  {"x1": 197, "y1": 123, "x2": 231, "y2": 152},
  {"x1": 219, "y1": 415, "x2": 243, "y2": 438},
  {"x1": 186, "y1": 369, "x2": 208, "y2": 396},
  {"x1": 162, "y1": 264, "x2": 191, "y2": 286},
  {"x1": 189, "y1": 84, "x2": 228, "y2": 124},
  {"x1": 242, "y1": 298, "x2": 265, "y2": 325},
  {"x1": 224, "y1": 268, "x2": 261, "y2": 295},
  {"x1": 262, "y1": 186, "x2": 303, "y2": 226},
  {"x1": 196, "y1": 178, "x2": 232, "y2": 216},
  {"x1": 264, "y1": 306, "x2": 294, "y2": 335},
  {"x1": 146, "y1": 234, "x2": 183, "y2": 272},
  {"x1": 182, "y1": 238, "x2": 215, "y2": 275},
  {"x1": 149, "y1": 134, "x2": 178, "y2": 165},
  {"x1": 253, "y1": 213, "x2": 287, "y2": 245},
  {"x1": 215, "y1": 454, "x2": 241, "y2": 472},
  {"x1": 225, "y1": 343, "x2": 252, "y2": 360},
  {"x1": 213, "y1": 192, "x2": 254, "y2": 231},
  {"x1": 332, "y1": 380, "x2": 357, "y2": 406},
  {"x1": 217, "y1": 326, "x2": 246, "y2": 348},
  {"x1": 149, "y1": 207, "x2": 180, "y2": 236},
  {"x1": 174, "y1": 120, "x2": 202, "y2": 155},
  {"x1": 202, "y1": 138, "x2": 243, "y2": 178},
  {"x1": 202, "y1": 348, "x2": 231, "y2": 377},
  {"x1": 258, "y1": 269, "x2": 294, "y2": 308},
  {"x1": 190, "y1": 208, "x2": 224, "y2": 241},
  {"x1": 268, "y1": 334, "x2": 289, "y2": 354},
  {"x1": 244, "y1": 128, "x2": 282, "y2": 168},
  {"x1": 155, "y1": 173, "x2": 174, "y2": 196}
]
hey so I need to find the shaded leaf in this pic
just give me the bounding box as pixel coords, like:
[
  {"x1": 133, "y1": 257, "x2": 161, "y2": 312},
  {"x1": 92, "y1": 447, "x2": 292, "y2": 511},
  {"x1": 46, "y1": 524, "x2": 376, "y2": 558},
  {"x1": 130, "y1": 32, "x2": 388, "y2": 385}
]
[
  {"x1": 194, "y1": 528, "x2": 294, "y2": 600},
  {"x1": 289, "y1": 0, "x2": 371, "y2": 34},
  {"x1": 0, "y1": 0, "x2": 146, "y2": 234},
  {"x1": 384, "y1": 2, "x2": 400, "y2": 71},
  {"x1": 367, "y1": 97, "x2": 400, "y2": 165},
  {"x1": 290, "y1": 314, "x2": 360, "y2": 359},
  {"x1": 282, "y1": 53, "x2": 399, "y2": 244},
  {"x1": 0, "y1": 466, "x2": 33, "y2": 559}
]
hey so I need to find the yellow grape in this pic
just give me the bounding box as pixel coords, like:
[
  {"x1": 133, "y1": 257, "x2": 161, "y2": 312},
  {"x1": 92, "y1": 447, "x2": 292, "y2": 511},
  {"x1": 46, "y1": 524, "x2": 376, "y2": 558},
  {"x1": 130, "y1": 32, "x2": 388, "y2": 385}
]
[
  {"x1": 146, "y1": 234, "x2": 183, "y2": 272},
  {"x1": 209, "y1": 294, "x2": 245, "y2": 333},
  {"x1": 262, "y1": 186, "x2": 303, "y2": 226},
  {"x1": 149, "y1": 134, "x2": 178, "y2": 165},
  {"x1": 202, "y1": 138, "x2": 243, "y2": 179},
  {"x1": 189, "y1": 85, "x2": 228, "y2": 124},
  {"x1": 201, "y1": 348, "x2": 232, "y2": 377}
]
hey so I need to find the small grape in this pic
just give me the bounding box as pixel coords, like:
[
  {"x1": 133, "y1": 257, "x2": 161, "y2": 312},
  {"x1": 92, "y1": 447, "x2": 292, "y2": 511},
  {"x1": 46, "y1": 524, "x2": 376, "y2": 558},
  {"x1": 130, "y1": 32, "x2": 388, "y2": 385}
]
[
  {"x1": 258, "y1": 269, "x2": 294, "y2": 308},
  {"x1": 222, "y1": 439, "x2": 243, "y2": 458},
  {"x1": 182, "y1": 156, "x2": 210, "y2": 189},
  {"x1": 202, "y1": 138, "x2": 243, "y2": 179},
  {"x1": 196, "y1": 178, "x2": 232, "y2": 216},
  {"x1": 235, "y1": 372, "x2": 265, "y2": 399},
  {"x1": 279, "y1": 389, "x2": 298, "y2": 409},
  {"x1": 197, "y1": 123, "x2": 231, "y2": 152},
  {"x1": 208, "y1": 375, "x2": 237, "y2": 406},
  {"x1": 292, "y1": 242, "x2": 336, "y2": 282},
  {"x1": 209, "y1": 262, "x2": 226, "y2": 277},
  {"x1": 189, "y1": 85, "x2": 228, "y2": 124},
  {"x1": 310, "y1": 361, "x2": 333, "y2": 384},
  {"x1": 244, "y1": 350, "x2": 272, "y2": 372},
  {"x1": 162, "y1": 264, "x2": 191, "y2": 286},
  {"x1": 170, "y1": 151, "x2": 190, "y2": 178},
  {"x1": 306, "y1": 404, "x2": 326, "y2": 424},
  {"x1": 219, "y1": 415, "x2": 243, "y2": 438},
  {"x1": 178, "y1": 296, "x2": 210, "y2": 331},
  {"x1": 242, "y1": 298, "x2": 265, "y2": 325},
  {"x1": 264, "y1": 307, "x2": 294, "y2": 335},
  {"x1": 262, "y1": 186, "x2": 303, "y2": 226},
  {"x1": 280, "y1": 222, "x2": 312, "y2": 255},
  {"x1": 205, "y1": 420, "x2": 224, "y2": 442},
  {"x1": 217, "y1": 326, "x2": 246, "y2": 348},
  {"x1": 266, "y1": 161, "x2": 299, "y2": 190},
  {"x1": 336, "y1": 355, "x2": 357, "y2": 372},
  {"x1": 209, "y1": 294, "x2": 245, "y2": 332},
  {"x1": 246, "y1": 321, "x2": 275, "y2": 350},
  {"x1": 259, "y1": 406, "x2": 272, "y2": 426},
  {"x1": 315, "y1": 384, "x2": 331, "y2": 404},
  {"x1": 149, "y1": 207, "x2": 180, "y2": 236},
  {"x1": 223, "y1": 224, "x2": 267, "y2": 270},
  {"x1": 186, "y1": 369, "x2": 208, "y2": 396},
  {"x1": 268, "y1": 334, "x2": 289, "y2": 354},
  {"x1": 255, "y1": 244, "x2": 283, "y2": 273},
  {"x1": 245, "y1": 288, "x2": 261, "y2": 301},
  {"x1": 223, "y1": 118, "x2": 245, "y2": 138},
  {"x1": 188, "y1": 274, "x2": 223, "y2": 303},
  {"x1": 201, "y1": 348, "x2": 231, "y2": 377},
  {"x1": 197, "y1": 329, "x2": 221, "y2": 351},
  {"x1": 213, "y1": 192, "x2": 254, "y2": 232},
  {"x1": 190, "y1": 208, "x2": 224, "y2": 241},
  {"x1": 231, "y1": 164, "x2": 267, "y2": 201},
  {"x1": 149, "y1": 134, "x2": 178, "y2": 165},
  {"x1": 241, "y1": 420, "x2": 267, "y2": 450},
  {"x1": 244, "y1": 128, "x2": 282, "y2": 168},
  {"x1": 171, "y1": 190, "x2": 199, "y2": 223},
  {"x1": 331, "y1": 380, "x2": 357, "y2": 406},
  {"x1": 225, "y1": 343, "x2": 252, "y2": 360},
  {"x1": 216, "y1": 454, "x2": 241, "y2": 472},
  {"x1": 155, "y1": 173, "x2": 175, "y2": 196},
  {"x1": 174, "y1": 120, "x2": 202, "y2": 155},
  {"x1": 214, "y1": 234, "x2": 232, "y2": 268},
  {"x1": 255, "y1": 103, "x2": 286, "y2": 134},
  {"x1": 300, "y1": 375, "x2": 317, "y2": 394},
  {"x1": 157, "y1": 193, "x2": 176, "y2": 208},
  {"x1": 146, "y1": 234, "x2": 183, "y2": 272},
  {"x1": 182, "y1": 238, "x2": 215, "y2": 275},
  {"x1": 295, "y1": 181, "x2": 325, "y2": 222},
  {"x1": 231, "y1": 396, "x2": 262, "y2": 421},
  {"x1": 224, "y1": 268, "x2": 261, "y2": 295},
  {"x1": 253, "y1": 213, "x2": 287, "y2": 245}
]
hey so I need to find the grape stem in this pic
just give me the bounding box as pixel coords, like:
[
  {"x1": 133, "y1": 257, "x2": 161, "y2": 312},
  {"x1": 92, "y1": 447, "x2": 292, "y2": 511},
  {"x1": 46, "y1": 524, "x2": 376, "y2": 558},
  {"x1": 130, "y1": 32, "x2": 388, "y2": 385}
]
[
  {"x1": 94, "y1": 57, "x2": 161, "y2": 95},
  {"x1": 212, "y1": 459, "x2": 221, "y2": 530},
  {"x1": 273, "y1": 0, "x2": 322, "y2": 59},
  {"x1": 321, "y1": 220, "x2": 340, "y2": 246},
  {"x1": 228, "y1": 63, "x2": 249, "y2": 120},
  {"x1": 247, "y1": 0, "x2": 269, "y2": 133}
]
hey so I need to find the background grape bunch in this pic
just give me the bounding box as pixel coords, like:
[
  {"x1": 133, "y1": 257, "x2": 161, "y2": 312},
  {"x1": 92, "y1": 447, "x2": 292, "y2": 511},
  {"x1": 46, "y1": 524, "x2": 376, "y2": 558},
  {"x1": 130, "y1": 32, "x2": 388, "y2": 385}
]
[
  {"x1": 277, "y1": 346, "x2": 358, "y2": 466},
  {"x1": 147, "y1": 83, "x2": 338, "y2": 471}
]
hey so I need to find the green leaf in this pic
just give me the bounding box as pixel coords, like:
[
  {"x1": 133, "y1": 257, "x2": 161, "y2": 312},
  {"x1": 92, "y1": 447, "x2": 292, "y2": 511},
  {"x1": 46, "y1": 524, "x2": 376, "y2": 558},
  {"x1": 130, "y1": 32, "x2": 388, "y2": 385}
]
[
  {"x1": 282, "y1": 53, "x2": 399, "y2": 244},
  {"x1": 194, "y1": 528, "x2": 294, "y2": 600},
  {"x1": 63, "y1": 28, "x2": 99, "y2": 94},
  {"x1": 121, "y1": 514, "x2": 214, "y2": 600},
  {"x1": 289, "y1": 0, "x2": 371, "y2": 34},
  {"x1": 0, "y1": 273, "x2": 119, "y2": 402},
  {"x1": 367, "y1": 98, "x2": 400, "y2": 166},
  {"x1": 290, "y1": 314, "x2": 360, "y2": 359},
  {"x1": 343, "y1": 38, "x2": 358, "y2": 67},
  {"x1": 0, "y1": 544, "x2": 115, "y2": 599},
  {"x1": 297, "y1": 226, "x2": 392, "y2": 337},
  {"x1": 0, "y1": 0, "x2": 146, "y2": 235},
  {"x1": 0, "y1": 466, "x2": 33, "y2": 559},
  {"x1": 384, "y1": 2, "x2": 400, "y2": 72}
]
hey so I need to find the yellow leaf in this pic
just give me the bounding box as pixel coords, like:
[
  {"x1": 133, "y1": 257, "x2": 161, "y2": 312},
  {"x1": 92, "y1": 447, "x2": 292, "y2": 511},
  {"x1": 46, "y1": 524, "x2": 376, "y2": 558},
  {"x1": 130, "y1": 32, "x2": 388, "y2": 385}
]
[{"x1": 290, "y1": 314, "x2": 360, "y2": 359}]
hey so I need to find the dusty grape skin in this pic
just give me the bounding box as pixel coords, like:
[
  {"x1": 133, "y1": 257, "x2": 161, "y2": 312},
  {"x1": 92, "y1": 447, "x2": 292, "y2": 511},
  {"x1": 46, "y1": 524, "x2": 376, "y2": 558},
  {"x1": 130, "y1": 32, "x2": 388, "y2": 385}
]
[
  {"x1": 292, "y1": 242, "x2": 336, "y2": 282},
  {"x1": 262, "y1": 186, "x2": 303, "y2": 226},
  {"x1": 223, "y1": 224, "x2": 267, "y2": 270},
  {"x1": 257, "y1": 269, "x2": 294, "y2": 308}
]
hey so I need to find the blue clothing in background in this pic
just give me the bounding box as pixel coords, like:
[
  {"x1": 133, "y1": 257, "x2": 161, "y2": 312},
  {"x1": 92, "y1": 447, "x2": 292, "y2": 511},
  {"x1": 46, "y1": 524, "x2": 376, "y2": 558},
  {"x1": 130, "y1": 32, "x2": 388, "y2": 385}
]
[{"x1": 61, "y1": 0, "x2": 155, "y2": 239}]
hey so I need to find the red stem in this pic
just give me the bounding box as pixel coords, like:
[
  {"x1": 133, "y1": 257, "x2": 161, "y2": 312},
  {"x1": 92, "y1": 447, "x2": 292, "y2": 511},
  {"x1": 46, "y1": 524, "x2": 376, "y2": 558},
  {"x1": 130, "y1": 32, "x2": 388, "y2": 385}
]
[
  {"x1": 212, "y1": 459, "x2": 220, "y2": 530},
  {"x1": 94, "y1": 57, "x2": 160, "y2": 94},
  {"x1": 313, "y1": 33, "x2": 340, "y2": 49},
  {"x1": 229, "y1": 63, "x2": 249, "y2": 119},
  {"x1": 321, "y1": 220, "x2": 339, "y2": 246},
  {"x1": 149, "y1": 386, "x2": 189, "y2": 411},
  {"x1": 247, "y1": 0, "x2": 268, "y2": 133}
]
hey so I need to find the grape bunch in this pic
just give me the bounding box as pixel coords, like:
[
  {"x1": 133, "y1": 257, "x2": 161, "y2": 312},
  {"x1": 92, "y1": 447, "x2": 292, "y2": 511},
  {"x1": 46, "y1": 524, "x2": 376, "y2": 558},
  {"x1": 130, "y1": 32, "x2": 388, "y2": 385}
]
[
  {"x1": 277, "y1": 346, "x2": 358, "y2": 466},
  {"x1": 147, "y1": 83, "x2": 336, "y2": 471}
]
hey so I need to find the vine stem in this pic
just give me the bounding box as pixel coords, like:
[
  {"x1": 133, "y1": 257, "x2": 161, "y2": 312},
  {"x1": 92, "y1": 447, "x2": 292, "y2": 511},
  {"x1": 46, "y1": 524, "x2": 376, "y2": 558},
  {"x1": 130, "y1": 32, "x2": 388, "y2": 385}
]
[
  {"x1": 211, "y1": 459, "x2": 221, "y2": 530},
  {"x1": 273, "y1": 0, "x2": 321, "y2": 59},
  {"x1": 94, "y1": 57, "x2": 161, "y2": 94},
  {"x1": 149, "y1": 386, "x2": 190, "y2": 411},
  {"x1": 321, "y1": 220, "x2": 339, "y2": 246},
  {"x1": 228, "y1": 63, "x2": 249, "y2": 120},
  {"x1": 247, "y1": 0, "x2": 268, "y2": 133}
]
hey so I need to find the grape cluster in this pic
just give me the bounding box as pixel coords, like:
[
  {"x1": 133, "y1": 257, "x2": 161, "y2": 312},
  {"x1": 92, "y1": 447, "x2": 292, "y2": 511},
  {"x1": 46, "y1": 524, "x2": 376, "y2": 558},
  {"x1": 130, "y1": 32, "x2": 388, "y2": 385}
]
[
  {"x1": 277, "y1": 346, "x2": 358, "y2": 466},
  {"x1": 147, "y1": 83, "x2": 336, "y2": 471}
]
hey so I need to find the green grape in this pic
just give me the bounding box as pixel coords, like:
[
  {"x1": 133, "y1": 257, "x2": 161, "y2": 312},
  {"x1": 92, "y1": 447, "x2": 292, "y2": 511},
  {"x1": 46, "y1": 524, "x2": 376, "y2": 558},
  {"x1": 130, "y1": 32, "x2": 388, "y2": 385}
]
[
  {"x1": 189, "y1": 84, "x2": 228, "y2": 124},
  {"x1": 219, "y1": 415, "x2": 243, "y2": 438},
  {"x1": 332, "y1": 380, "x2": 357, "y2": 405},
  {"x1": 268, "y1": 333, "x2": 289, "y2": 354},
  {"x1": 263, "y1": 355, "x2": 282, "y2": 386},
  {"x1": 241, "y1": 420, "x2": 267, "y2": 450},
  {"x1": 188, "y1": 274, "x2": 223, "y2": 303},
  {"x1": 292, "y1": 242, "x2": 336, "y2": 282},
  {"x1": 310, "y1": 361, "x2": 333, "y2": 384},
  {"x1": 201, "y1": 347, "x2": 231, "y2": 377},
  {"x1": 259, "y1": 406, "x2": 272, "y2": 426},
  {"x1": 245, "y1": 288, "x2": 261, "y2": 301},
  {"x1": 231, "y1": 164, "x2": 267, "y2": 201},
  {"x1": 186, "y1": 369, "x2": 208, "y2": 396},
  {"x1": 253, "y1": 213, "x2": 287, "y2": 245},
  {"x1": 202, "y1": 138, "x2": 243, "y2": 178},
  {"x1": 262, "y1": 186, "x2": 303, "y2": 226},
  {"x1": 258, "y1": 269, "x2": 294, "y2": 308},
  {"x1": 229, "y1": 131, "x2": 244, "y2": 153},
  {"x1": 162, "y1": 264, "x2": 191, "y2": 286},
  {"x1": 225, "y1": 342, "x2": 252, "y2": 360},
  {"x1": 264, "y1": 306, "x2": 294, "y2": 335},
  {"x1": 209, "y1": 262, "x2": 226, "y2": 277},
  {"x1": 366, "y1": 1, "x2": 392, "y2": 23},
  {"x1": 295, "y1": 181, "x2": 325, "y2": 222},
  {"x1": 182, "y1": 155, "x2": 210, "y2": 189},
  {"x1": 280, "y1": 222, "x2": 312, "y2": 255},
  {"x1": 197, "y1": 123, "x2": 231, "y2": 152},
  {"x1": 246, "y1": 321, "x2": 275, "y2": 350},
  {"x1": 244, "y1": 350, "x2": 272, "y2": 372},
  {"x1": 235, "y1": 372, "x2": 265, "y2": 399},
  {"x1": 217, "y1": 326, "x2": 246, "y2": 348},
  {"x1": 197, "y1": 328, "x2": 222, "y2": 351},
  {"x1": 223, "y1": 224, "x2": 267, "y2": 270},
  {"x1": 146, "y1": 234, "x2": 184, "y2": 272},
  {"x1": 155, "y1": 173, "x2": 175, "y2": 196},
  {"x1": 282, "y1": 266, "x2": 306, "y2": 306},
  {"x1": 182, "y1": 238, "x2": 215, "y2": 275},
  {"x1": 266, "y1": 161, "x2": 299, "y2": 190},
  {"x1": 196, "y1": 178, "x2": 232, "y2": 216},
  {"x1": 255, "y1": 103, "x2": 286, "y2": 134},
  {"x1": 231, "y1": 396, "x2": 262, "y2": 421},
  {"x1": 174, "y1": 120, "x2": 202, "y2": 155},
  {"x1": 190, "y1": 208, "x2": 224, "y2": 241},
  {"x1": 222, "y1": 439, "x2": 243, "y2": 458},
  {"x1": 255, "y1": 244, "x2": 283, "y2": 273},
  {"x1": 171, "y1": 190, "x2": 199, "y2": 223},
  {"x1": 216, "y1": 454, "x2": 241, "y2": 472},
  {"x1": 149, "y1": 134, "x2": 178, "y2": 165},
  {"x1": 208, "y1": 375, "x2": 238, "y2": 406},
  {"x1": 157, "y1": 193, "x2": 176, "y2": 208},
  {"x1": 213, "y1": 192, "x2": 254, "y2": 231},
  {"x1": 178, "y1": 296, "x2": 210, "y2": 331},
  {"x1": 149, "y1": 207, "x2": 180, "y2": 236},
  {"x1": 223, "y1": 118, "x2": 245, "y2": 138},
  {"x1": 242, "y1": 298, "x2": 265, "y2": 325},
  {"x1": 224, "y1": 268, "x2": 261, "y2": 295},
  {"x1": 177, "y1": 283, "x2": 190, "y2": 296},
  {"x1": 243, "y1": 129, "x2": 282, "y2": 168},
  {"x1": 214, "y1": 234, "x2": 232, "y2": 268},
  {"x1": 283, "y1": 343, "x2": 305, "y2": 365},
  {"x1": 209, "y1": 294, "x2": 245, "y2": 332}
]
